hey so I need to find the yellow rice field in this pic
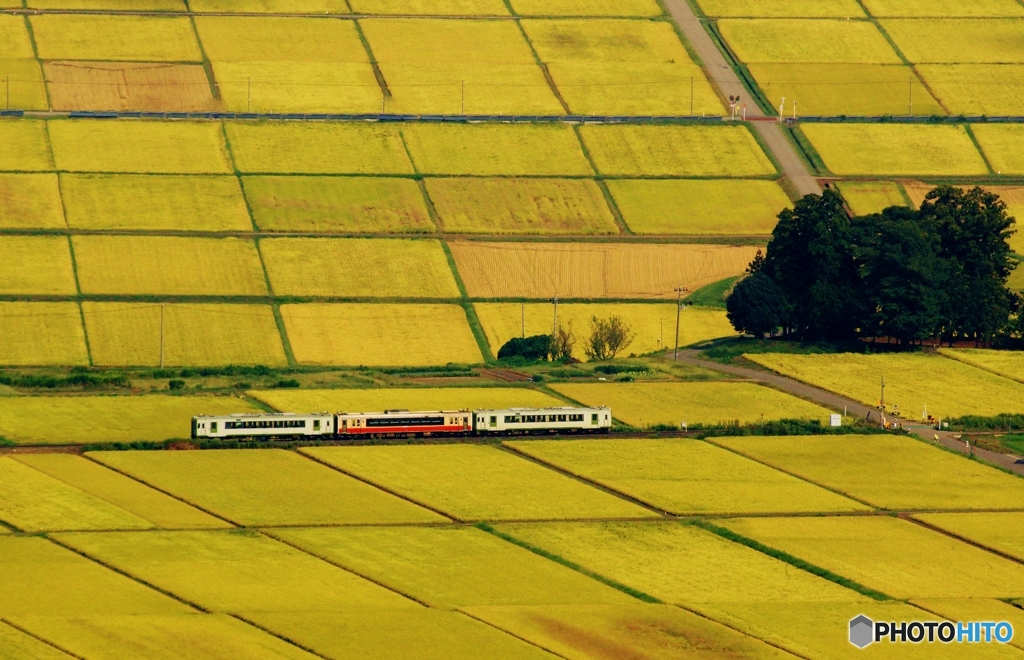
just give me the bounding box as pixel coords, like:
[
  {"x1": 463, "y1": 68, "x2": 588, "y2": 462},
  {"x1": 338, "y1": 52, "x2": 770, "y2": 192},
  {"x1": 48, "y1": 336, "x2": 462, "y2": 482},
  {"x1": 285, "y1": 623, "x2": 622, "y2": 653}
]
[
  {"x1": 0, "y1": 120, "x2": 52, "y2": 171},
  {"x1": 495, "y1": 521, "x2": 864, "y2": 604},
  {"x1": 301, "y1": 444, "x2": 653, "y2": 521},
  {"x1": 11, "y1": 614, "x2": 315, "y2": 660},
  {"x1": 61, "y1": 174, "x2": 252, "y2": 231},
  {"x1": 914, "y1": 513, "x2": 1024, "y2": 563},
  {"x1": 0, "y1": 621, "x2": 69, "y2": 659},
  {"x1": 0, "y1": 535, "x2": 191, "y2": 617},
  {"x1": 48, "y1": 120, "x2": 232, "y2": 174},
  {"x1": 260, "y1": 238, "x2": 461, "y2": 298},
  {"x1": 56, "y1": 529, "x2": 418, "y2": 613},
  {"x1": 271, "y1": 526, "x2": 634, "y2": 607},
  {"x1": 836, "y1": 180, "x2": 908, "y2": 215},
  {"x1": 972, "y1": 125, "x2": 1024, "y2": 175},
  {"x1": 214, "y1": 61, "x2": 381, "y2": 114},
  {"x1": 909, "y1": 600, "x2": 1024, "y2": 651},
  {"x1": 512, "y1": 0, "x2": 662, "y2": 16},
  {"x1": 13, "y1": 454, "x2": 228, "y2": 529},
  {"x1": 225, "y1": 122, "x2": 413, "y2": 175},
  {"x1": 744, "y1": 352, "x2": 1024, "y2": 418},
  {"x1": 917, "y1": 64, "x2": 1024, "y2": 116},
  {"x1": 29, "y1": 15, "x2": 203, "y2": 62},
  {"x1": 352, "y1": 0, "x2": 508, "y2": 13},
  {"x1": 449, "y1": 241, "x2": 761, "y2": 299},
  {"x1": 84, "y1": 303, "x2": 287, "y2": 367},
  {"x1": 401, "y1": 124, "x2": 592, "y2": 176},
  {"x1": 863, "y1": 0, "x2": 1024, "y2": 16},
  {"x1": 90, "y1": 449, "x2": 444, "y2": 526},
  {"x1": 521, "y1": 16, "x2": 720, "y2": 114},
  {"x1": 0, "y1": 59, "x2": 47, "y2": 110},
  {"x1": 244, "y1": 176, "x2": 434, "y2": 234},
  {"x1": 720, "y1": 515, "x2": 1024, "y2": 599},
  {"x1": 715, "y1": 435, "x2": 1024, "y2": 510},
  {"x1": 0, "y1": 235, "x2": 76, "y2": 295},
  {"x1": 44, "y1": 62, "x2": 219, "y2": 113},
  {"x1": 0, "y1": 457, "x2": 151, "y2": 533},
  {"x1": 250, "y1": 386, "x2": 562, "y2": 414},
  {"x1": 361, "y1": 19, "x2": 562, "y2": 115},
  {"x1": 695, "y1": 601, "x2": 978, "y2": 660},
  {"x1": 0, "y1": 394, "x2": 261, "y2": 444},
  {"x1": 800, "y1": 124, "x2": 989, "y2": 176},
  {"x1": 698, "y1": 0, "x2": 865, "y2": 17},
  {"x1": 246, "y1": 609, "x2": 553, "y2": 660},
  {"x1": 195, "y1": 16, "x2": 368, "y2": 62},
  {"x1": 73, "y1": 236, "x2": 268, "y2": 297},
  {"x1": 607, "y1": 179, "x2": 789, "y2": 235},
  {"x1": 425, "y1": 178, "x2": 619, "y2": 235},
  {"x1": 882, "y1": 19, "x2": 1024, "y2": 63},
  {"x1": 718, "y1": 19, "x2": 901, "y2": 63},
  {"x1": 749, "y1": 63, "x2": 944, "y2": 117},
  {"x1": 550, "y1": 381, "x2": 831, "y2": 427},
  {"x1": 29, "y1": 0, "x2": 185, "y2": 8},
  {"x1": 465, "y1": 603, "x2": 792, "y2": 660},
  {"x1": 0, "y1": 15, "x2": 35, "y2": 59},
  {"x1": 281, "y1": 303, "x2": 482, "y2": 366},
  {"x1": 579, "y1": 125, "x2": 775, "y2": 177},
  {"x1": 940, "y1": 348, "x2": 1024, "y2": 384},
  {"x1": 189, "y1": 0, "x2": 349, "y2": 11},
  {"x1": 475, "y1": 303, "x2": 737, "y2": 359},
  {"x1": 506, "y1": 439, "x2": 866, "y2": 515},
  {"x1": 0, "y1": 302, "x2": 89, "y2": 366}
]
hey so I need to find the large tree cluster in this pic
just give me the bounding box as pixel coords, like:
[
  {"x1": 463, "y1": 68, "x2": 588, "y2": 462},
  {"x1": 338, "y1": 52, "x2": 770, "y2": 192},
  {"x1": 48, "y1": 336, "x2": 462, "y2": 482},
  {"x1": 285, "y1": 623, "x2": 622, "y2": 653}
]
[{"x1": 727, "y1": 186, "x2": 1020, "y2": 345}]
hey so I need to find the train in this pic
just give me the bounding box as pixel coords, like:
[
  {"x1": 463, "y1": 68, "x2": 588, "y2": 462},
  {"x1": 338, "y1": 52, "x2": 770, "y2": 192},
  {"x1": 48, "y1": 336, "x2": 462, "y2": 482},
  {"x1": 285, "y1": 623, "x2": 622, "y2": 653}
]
[{"x1": 191, "y1": 405, "x2": 612, "y2": 439}]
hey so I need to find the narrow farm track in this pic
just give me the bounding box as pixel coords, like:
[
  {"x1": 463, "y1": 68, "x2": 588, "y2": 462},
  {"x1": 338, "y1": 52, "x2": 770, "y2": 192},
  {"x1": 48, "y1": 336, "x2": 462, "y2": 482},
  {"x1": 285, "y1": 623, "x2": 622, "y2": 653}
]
[
  {"x1": 661, "y1": 0, "x2": 822, "y2": 197},
  {"x1": 677, "y1": 349, "x2": 1024, "y2": 476}
]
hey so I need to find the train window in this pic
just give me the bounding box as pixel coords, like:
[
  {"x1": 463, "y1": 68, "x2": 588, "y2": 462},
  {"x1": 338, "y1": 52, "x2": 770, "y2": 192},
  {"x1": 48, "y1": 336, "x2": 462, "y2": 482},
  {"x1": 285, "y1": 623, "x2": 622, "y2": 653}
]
[
  {"x1": 314, "y1": 419, "x2": 321, "y2": 431},
  {"x1": 591, "y1": 414, "x2": 598, "y2": 424},
  {"x1": 558, "y1": 415, "x2": 566, "y2": 422},
  {"x1": 211, "y1": 422, "x2": 218, "y2": 432},
  {"x1": 489, "y1": 416, "x2": 497, "y2": 426}
]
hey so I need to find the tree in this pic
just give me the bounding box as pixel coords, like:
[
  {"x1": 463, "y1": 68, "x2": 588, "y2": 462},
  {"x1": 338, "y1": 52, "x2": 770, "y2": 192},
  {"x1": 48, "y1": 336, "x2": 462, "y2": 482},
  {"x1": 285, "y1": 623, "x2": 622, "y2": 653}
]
[
  {"x1": 550, "y1": 322, "x2": 576, "y2": 361},
  {"x1": 919, "y1": 186, "x2": 1018, "y2": 344},
  {"x1": 584, "y1": 315, "x2": 636, "y2": 360},
  {"x1": 497, "y1": 334, "x2": 551, "y2": 361},
  {"x1": 852, "y1": 207, "x2": 947, "y2": 344},
  {"x1": 762, "y1": 189, "x2": 863, "y2": 340},
  {"x1": 726, "y1": 272, "x2": 788, "y2": 338}
]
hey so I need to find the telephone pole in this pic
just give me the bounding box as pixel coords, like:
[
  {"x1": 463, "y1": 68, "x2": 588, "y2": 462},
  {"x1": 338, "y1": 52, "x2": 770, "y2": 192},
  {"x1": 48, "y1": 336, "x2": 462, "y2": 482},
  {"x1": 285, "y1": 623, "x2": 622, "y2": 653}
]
[
  {"x1": 673, "y1": 287, "x2": 688, "y2": 361},
  {"x1": 550, "y1": 297, "x2": 559, "y2": 336},
  {"x1": 521, "y1": 302, "x2": 525, "y2": 338},
  {"x1": 247, "y1": 78, "x2": 251, "y2": 113}
]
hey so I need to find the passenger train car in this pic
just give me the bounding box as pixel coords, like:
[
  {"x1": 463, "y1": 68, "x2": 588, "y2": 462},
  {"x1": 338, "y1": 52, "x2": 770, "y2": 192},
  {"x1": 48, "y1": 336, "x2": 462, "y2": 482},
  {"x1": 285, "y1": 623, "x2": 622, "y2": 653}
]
[{"x1": 192, "y1": 406, "x2": 611, "y2": 439}]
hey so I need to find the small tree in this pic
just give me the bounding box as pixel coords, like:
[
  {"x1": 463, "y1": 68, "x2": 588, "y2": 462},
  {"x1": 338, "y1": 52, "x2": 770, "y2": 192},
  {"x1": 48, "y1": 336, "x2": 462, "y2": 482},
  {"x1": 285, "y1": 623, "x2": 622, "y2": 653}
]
[
  {"x1": 585, "y1": 315, "x2": 636, "y2": 360},
  {"x1": 726, "y1": 272, "x2": 788, "y2": 338},
  {"x1": 550, "y1": 322, "x2": 576, "y2": 361},
  {"x1": 497, "y1": 334, "x2": 551, "y2": 361}
]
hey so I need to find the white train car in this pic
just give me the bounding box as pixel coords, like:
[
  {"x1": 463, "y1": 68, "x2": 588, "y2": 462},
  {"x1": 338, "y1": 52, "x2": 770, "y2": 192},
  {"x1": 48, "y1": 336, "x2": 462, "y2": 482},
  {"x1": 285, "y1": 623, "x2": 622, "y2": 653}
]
[
  {"x1": 192, "y1": 412, "x2": 334, "y2": 439},
  {"x1": 337, "y1": 410, "x2": 472, "y2": 437},
  {"x1": 473, "y1": 406, "x2": 611, "y2": 435}
]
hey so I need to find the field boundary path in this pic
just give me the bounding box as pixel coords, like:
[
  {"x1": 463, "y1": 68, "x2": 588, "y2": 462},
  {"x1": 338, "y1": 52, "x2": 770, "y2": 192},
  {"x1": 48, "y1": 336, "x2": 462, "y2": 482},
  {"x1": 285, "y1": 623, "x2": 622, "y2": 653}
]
[
  {"x1": 676, "y1": 349, "x2": 1024, "y2": 476},
  {"x1": 662, "y1": 0, "x2": 822, "y2": 197}
]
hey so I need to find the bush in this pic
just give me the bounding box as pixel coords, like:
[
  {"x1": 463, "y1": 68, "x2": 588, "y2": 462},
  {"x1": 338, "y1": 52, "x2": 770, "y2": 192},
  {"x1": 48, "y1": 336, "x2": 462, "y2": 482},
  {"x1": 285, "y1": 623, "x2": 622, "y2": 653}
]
[
  {"x1": 168, "y1": 379, "x2": 185, "y2": 390},
  {"x1": 274, "y1": 379, "x2": 300, "y2": 388},
  {"x1": 498, "y1": 334, "x2": 551, "y2": 361},
  {"x1": 593, "y1": 364, "x2": 649, "y2": 375}
]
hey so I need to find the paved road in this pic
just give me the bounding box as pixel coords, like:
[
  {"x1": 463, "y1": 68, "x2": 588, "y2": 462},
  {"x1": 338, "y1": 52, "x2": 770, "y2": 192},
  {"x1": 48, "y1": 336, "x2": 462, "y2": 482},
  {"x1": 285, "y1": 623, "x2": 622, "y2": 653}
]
[
  {"x1": 662, "y1": 0, "x2": 822, "y2": 197},
  {"x1": 677, "y1": 350, "x2": 1024, "y2": 476}
]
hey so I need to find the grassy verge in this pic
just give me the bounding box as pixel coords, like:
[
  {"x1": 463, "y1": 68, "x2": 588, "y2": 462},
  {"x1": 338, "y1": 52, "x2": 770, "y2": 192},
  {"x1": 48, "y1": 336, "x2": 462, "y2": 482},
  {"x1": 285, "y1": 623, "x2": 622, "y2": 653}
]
[{"x1": 685, "y1": 276, "x2": 739, "y2": 309}]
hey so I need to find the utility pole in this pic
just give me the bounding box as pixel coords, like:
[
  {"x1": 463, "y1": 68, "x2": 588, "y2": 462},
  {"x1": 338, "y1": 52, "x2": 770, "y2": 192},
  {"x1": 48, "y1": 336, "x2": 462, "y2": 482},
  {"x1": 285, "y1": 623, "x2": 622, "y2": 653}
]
[
  {"x1": 5, "y1": 77, "x2": 8, "y2": 111},
  {"x1": 673, "y1": 287, "x2": 688, "y2": 361},
  {"x1": 461, "y1": 80, "x2": 465, "y2": 115},
  {"x1": 880, "y1": 374, "x2": 886, "y2": 410},
  {"x1": 521, "y1": 302, "x2": 525, "y2": 338},
  {"x1": 908, "y1": 78, "x2": 913, "y2": 116},
  {"x1": 778, "y1": 97, "x2": 785, "y2": 123},
  {"x1": 551, "y1": 296, "x2": 559, "y2": 336},
  {"x1": 690, "y1": 76, "x2": 693, "y2": 116},
  {"x1": 382, "y1": 92, "x2": 386, "y2": 115},
  {"x1": 247, "y1": 78, "x2": 251, "y2": 113},
  {"x1": 159, "y1": 304, "x2": 165, "y2": 369}
]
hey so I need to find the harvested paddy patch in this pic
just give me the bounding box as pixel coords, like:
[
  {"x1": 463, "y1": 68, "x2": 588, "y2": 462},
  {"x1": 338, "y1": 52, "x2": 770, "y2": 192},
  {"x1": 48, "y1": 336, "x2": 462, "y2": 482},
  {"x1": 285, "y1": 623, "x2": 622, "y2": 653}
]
[{"x1": 44, "y1": 62, "x2": 217, "y2": 112}]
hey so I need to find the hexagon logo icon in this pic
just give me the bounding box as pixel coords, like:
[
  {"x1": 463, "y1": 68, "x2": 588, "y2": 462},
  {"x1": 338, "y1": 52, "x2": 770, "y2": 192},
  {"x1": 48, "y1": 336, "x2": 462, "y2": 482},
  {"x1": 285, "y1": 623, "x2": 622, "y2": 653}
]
[{"x1": 850, "y1": 615, "x2": 874, "y2": 649}]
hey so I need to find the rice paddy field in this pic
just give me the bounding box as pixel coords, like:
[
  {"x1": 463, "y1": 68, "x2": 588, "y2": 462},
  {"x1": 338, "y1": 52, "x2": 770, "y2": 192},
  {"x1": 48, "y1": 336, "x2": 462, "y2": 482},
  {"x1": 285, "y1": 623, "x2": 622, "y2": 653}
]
[
  {"x1": 6, "y1": 5, "x2": 1024, "y2": 657},
  {"x1": 745, "y1": 351, "x2": 1024, "y2": 418},
  {"x1": 474, "y1": 303, "x2": 737, "y2": 360},
  {"x1": 550, "y1": 381, "x2": 831, "y2": 427}
]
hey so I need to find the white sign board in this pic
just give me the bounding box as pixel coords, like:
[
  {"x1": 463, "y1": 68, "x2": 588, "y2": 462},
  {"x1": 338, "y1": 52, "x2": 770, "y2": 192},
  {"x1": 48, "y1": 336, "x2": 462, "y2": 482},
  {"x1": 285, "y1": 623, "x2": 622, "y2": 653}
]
[{"x1": 830, "y1": 414, "x2": 842, "y2": 428}]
